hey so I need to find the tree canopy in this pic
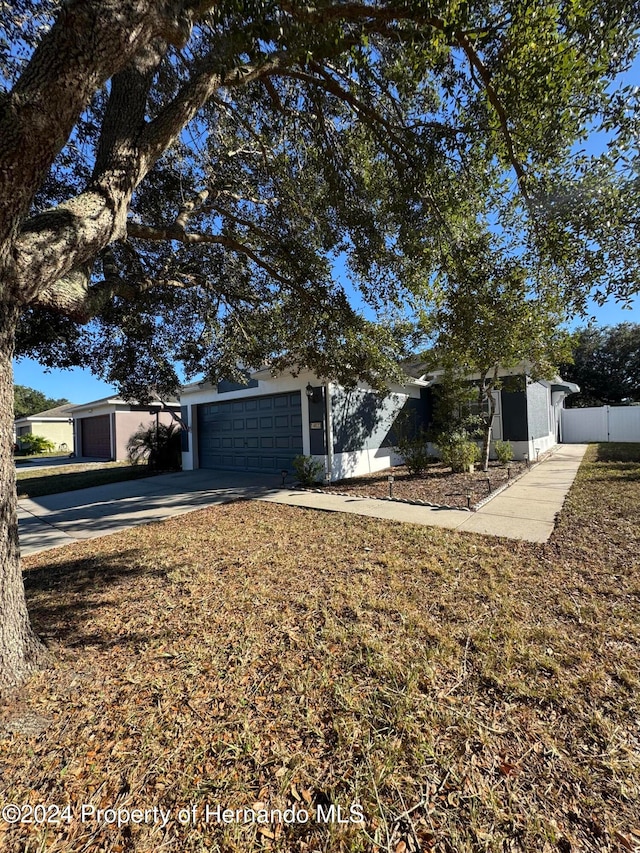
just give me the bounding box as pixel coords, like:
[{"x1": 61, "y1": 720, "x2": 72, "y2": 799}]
[
  {"x1": 561, "y1": 323, "x2": 640, "y2": 407},
  {"x1": 13, "y1": 385, "x2": 70, "y2": 419},
  {"x1": 4, "y1": 0, "x2": 640, "y2": 400}
]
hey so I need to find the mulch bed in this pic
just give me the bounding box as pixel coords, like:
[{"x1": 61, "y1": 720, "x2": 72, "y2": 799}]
[{"x1": 318, "y1": 460, "x2": 529, "y2": 509}]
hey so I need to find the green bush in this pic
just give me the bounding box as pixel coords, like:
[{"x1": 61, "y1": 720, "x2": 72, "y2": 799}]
[
  {"x1": 127, "y1": 421, "x2": 182, "y2": 470},
  {"x1": 436, "y1": 430, "x2": 480, "y2": 473},
  {"x1": 293, "y1": 455, "x2": 325, "y2": 486},
  {"x1": 397, "y1": 434, "x2": 431, "y2": 476},
  {"x1": 18, "y1": 434, "x2": 56, "y2": 455},
  {"x1": 494, "y1": 439, "x2": 513, "y2": 465}
]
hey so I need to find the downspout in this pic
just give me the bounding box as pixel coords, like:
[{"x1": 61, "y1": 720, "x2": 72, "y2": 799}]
[{"x1": 325, "y1": 382, "x2": 334, "y2": 481}]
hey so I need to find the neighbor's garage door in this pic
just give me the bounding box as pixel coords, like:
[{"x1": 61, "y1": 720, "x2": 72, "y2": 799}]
[
  {"x1": 197, "y1": 393, "x2": 303, "y2": 473},
  {"x1": 81, "y1": 415, "x2": 111, "y2": 458}
]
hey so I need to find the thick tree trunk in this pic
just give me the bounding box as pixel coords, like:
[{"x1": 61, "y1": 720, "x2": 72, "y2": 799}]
[{"x1": 0, "y1": 302, "x2": 48, "y2": 694}]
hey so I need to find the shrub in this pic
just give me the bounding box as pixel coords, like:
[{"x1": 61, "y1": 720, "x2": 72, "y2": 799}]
[
  {"x1": 494, "y1": 439, "x2": 513, "y2": 465},
  {"x1": 18, "y1": 434, "x2": 56, "y2": 455},
  {"x1": 127, "y1": 421, "x2": 182, "y2": 470},
  {"x1": 436, "y1": 430, "x2": 480, "y2": 473},
  {"x1": 397, "y1": 434, "x2": 431, "y2": 476},
  {"x1": 293, "y1": 455, "x2": 325, "y2": 486}
]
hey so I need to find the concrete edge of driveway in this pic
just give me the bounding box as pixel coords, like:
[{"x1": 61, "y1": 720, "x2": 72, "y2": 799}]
[
  {"x1": 18, "y1": 445, "x2": 589, "y2": 556},
  {"x1": 17, "y1": 470, "x2": 280, "y2": 557}
]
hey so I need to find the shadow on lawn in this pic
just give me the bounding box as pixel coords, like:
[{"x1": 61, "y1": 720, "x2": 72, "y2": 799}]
[
  {"x1": 16, "y1": 466, "x2": 155, "y2": 499},
  {"x1": 23, "y1": 548, "x2": 170, "y2": 650},
  {"x1": 594, "y1": 443, "x2": 640, "y2": 464}
]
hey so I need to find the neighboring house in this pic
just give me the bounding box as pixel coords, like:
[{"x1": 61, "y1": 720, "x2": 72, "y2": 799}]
[
  {"x1": 14, "y1": 404, "x2": 76, "y2": 452},
  {"x1": 180, "y1": 365, "x2": 578, "y2": 481},
  {"x1": 68, "y1": 396, "x2": 181, "y2": 460}
]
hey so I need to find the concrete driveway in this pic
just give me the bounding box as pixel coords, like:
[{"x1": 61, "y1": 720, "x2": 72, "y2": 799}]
[{"x1": 18, "y1": 469, "x2": 284, "y2": 556}]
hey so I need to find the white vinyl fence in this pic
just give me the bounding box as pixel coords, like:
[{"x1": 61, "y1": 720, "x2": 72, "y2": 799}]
[{"x1": 561, "y1": 405, "x2": 640, "y2": 443}]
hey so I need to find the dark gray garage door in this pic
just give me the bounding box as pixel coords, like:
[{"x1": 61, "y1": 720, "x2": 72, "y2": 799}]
[
  {"x1": 197, "y1": 392, "x2": 303, "y2": 473},
  {"x1": 81, "y1": 415, "x2": 111, "y2": 458}
]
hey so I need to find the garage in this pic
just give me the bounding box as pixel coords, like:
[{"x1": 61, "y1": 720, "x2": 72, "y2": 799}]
[
  {"x1": 197, "y1": 392, "x2": 303, "y2": 473},
  {"x1": 80, "y1": 415, "x2": 111, "y2": 458}
]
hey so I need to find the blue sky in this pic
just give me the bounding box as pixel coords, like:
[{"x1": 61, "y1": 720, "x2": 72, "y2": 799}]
[{"x1": 13, "y1": 359, "x2": 118, "y2": 404}]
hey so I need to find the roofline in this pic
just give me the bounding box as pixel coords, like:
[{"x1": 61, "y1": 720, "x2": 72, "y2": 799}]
[
  {"x1": 180, "y1": 369, "x2": 429, "y2": 395},
  {"x1": 68, "y1": 397, "x2": 180, "y2": 413},
  {"x1": 14, "y1": 415, "x2": 73, "y2": 423},
  {"x1": 551, "y1": 379, "x2": 580, "y2": 394}
]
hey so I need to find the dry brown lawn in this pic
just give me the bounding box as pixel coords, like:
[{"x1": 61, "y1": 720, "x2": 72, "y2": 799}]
[{"x1": 1, "y1": 444, "x2": 639, "y2": 853}]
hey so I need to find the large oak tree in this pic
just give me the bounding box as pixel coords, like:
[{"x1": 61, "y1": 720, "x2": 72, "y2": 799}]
[{"x1": 1, "y1": 0, "x2": 639, "y2": 690}]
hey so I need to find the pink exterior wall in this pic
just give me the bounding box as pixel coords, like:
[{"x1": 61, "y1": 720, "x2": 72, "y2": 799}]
[{"x1": 113, "y1": 410, "x2": 179, "y2": 461}]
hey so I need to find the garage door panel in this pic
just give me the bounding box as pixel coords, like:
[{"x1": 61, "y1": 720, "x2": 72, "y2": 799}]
[
  {"x1": 81, "y1": 415, "x2": 111, "y2": 458},
  {"x1": 198, "y1": 392, "x2": 303, "y2": 473}
]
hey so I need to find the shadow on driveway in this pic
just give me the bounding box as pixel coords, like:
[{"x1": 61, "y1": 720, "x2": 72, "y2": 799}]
[{"x1": 18, "y1": 469, "x2": 284, "y2": 556}]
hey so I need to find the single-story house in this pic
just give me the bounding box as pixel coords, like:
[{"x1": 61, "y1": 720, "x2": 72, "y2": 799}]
[
  {"x1": 14, "y1": 404, "x2": 76, "y2": 452},
  {"x1": 179, "y1": 366, "x2": 579, "y2": 481},
  {"x1": 69, "y1": 396, "x2": 181, "y2": 460}
]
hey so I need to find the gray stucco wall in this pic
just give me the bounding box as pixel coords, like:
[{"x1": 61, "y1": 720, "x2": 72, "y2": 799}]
[
  {"x1": 526, "y1": 381, "x2": 551, "y2": 439},
  {"x1": 331, "y1": 388, "x2": 423, "y2": 454},
  {"x1": 217, "y1": 378, "x2": 259, "y2": 393}
]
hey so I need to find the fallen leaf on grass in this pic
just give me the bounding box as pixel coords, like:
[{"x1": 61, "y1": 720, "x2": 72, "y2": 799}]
[{"x1": 614, "y1": 831, "x2": 638, "y2": 851}]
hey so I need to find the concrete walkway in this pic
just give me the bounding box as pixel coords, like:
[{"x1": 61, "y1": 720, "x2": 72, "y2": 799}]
[
  {"x1": 18, "y1": 445, "x2": 588, "y2": 555},
  {"x1": 260, "y1": 445, "x2": 588, "y2": 543}
]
